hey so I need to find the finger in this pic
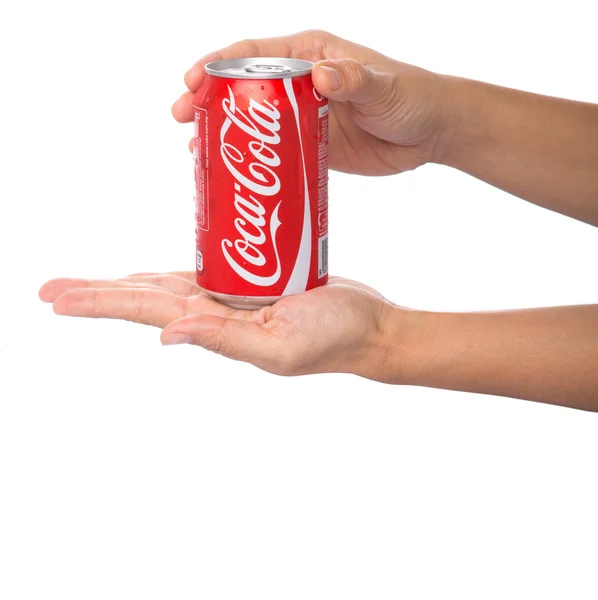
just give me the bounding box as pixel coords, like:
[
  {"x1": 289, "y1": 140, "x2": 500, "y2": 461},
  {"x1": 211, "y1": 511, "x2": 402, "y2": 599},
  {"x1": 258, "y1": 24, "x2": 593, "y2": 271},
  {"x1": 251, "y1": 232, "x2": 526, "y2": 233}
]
[
  {"x1": 40, "y1": 278, "x2": 163, "y2": 303},
  {"x1": 40, "y1": 278, "x2": 89, "y2": 302},
  {"x1": 171, "y1": 90, "x2": 195, "y2": 123},
  {"x1": 175, "y1": 30, "x2": 346, "y2": 124},
  {"x1": 123, "y1": 274, "x2": 200, "y2": 296},
  {"x1": 39, "y1": 275, "x2": 198, "y2": 303},
  {"x1": 53, "y1": 288, "x2": 188, "y2": 328},
  {"x1": 161, "y1": 314, "x2": 280, "y2": 366},
  {"x1": 312, "y1": 59, "x2": 395, "y2": 106},
  {"x1": 128, "y1": 271, "x2": 196, "y2": 282},
  {"x1": 52, "y1": 285, "x2": 254, "y2": 327},
  {"x1": 181, "y1": 30, "x2": 382, "y2": 95},
  {"x1": 125, "y1": 275, "x2": 269, "y2": 322},
  {"x1": 183, "y1": 36, "x2": 296, "y2": 92},
  {"x1": 188, "y1": 137, "x2": 193, "y2": 153}
]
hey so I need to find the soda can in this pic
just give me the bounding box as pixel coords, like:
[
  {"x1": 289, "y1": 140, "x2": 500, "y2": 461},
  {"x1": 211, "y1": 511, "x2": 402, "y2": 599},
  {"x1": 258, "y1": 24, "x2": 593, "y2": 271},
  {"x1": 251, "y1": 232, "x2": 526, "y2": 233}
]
[{"x1": 192, "y1": 57, "x2": 329, "y2": 309}]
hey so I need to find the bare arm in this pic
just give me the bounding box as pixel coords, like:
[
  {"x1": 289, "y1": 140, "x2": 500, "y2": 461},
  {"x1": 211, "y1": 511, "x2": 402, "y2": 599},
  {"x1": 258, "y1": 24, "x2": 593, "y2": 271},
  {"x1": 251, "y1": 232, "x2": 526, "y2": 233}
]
[
  {"x1": 441, "y1": 78, "x2": 598, "y2": 225},
  {"x1": 383, "y1": 304, "x2": 598, "y2": 410},
  {"x1": 40, "y1": 273, "x2": 598, "y2": 412},
  {"x1": 172, "y1": 30, "x2": 598, "y2": 223},
  {"x1": 39, "y1": 32, "x2": 598, "y2": 413}
]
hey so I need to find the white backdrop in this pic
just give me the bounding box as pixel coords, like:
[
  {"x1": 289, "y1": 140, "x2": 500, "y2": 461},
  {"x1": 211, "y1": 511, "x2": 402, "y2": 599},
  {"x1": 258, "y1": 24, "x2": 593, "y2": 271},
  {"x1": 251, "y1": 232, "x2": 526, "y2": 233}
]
[{"x1": 1, "y1": 1, "x2": 597, "y2": 598}]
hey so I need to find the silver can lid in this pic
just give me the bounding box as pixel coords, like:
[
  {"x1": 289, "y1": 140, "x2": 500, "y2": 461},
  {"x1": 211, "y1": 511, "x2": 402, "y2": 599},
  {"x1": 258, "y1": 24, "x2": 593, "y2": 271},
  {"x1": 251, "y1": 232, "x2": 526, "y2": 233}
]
[{"x1": 205, "y1": 57, "x2": 313, "y2": 79}]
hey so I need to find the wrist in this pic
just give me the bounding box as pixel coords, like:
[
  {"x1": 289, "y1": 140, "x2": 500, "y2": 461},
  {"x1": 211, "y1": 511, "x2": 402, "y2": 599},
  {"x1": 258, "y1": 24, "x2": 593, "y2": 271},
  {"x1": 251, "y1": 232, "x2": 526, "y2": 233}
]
[
  {"x1": 371, "y1": 303, "x2": 431, "y2": 385},
  {"x1": 433, "y1": 75, "x2": 495, "y2": 169},
  {"x1": 426, "y1": 74, "x2": 460, "y2": 166},
  {"x1": 432, "y1": 75, "x2": 483, "y2": 170}
]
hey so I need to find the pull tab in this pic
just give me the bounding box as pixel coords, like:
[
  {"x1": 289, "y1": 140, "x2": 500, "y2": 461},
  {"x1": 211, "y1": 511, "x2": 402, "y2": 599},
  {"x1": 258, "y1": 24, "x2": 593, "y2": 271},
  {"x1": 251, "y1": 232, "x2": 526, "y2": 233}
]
[{"x1": 244, "y1": 64, "x2": 293, "y2": 75}]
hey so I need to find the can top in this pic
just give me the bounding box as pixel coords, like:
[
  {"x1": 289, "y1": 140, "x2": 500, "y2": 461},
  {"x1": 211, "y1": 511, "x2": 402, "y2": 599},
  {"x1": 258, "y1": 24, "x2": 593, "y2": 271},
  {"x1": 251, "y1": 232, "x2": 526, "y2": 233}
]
[{"x1": 204, "y1": 57, "x2": 313, "y2": 79}]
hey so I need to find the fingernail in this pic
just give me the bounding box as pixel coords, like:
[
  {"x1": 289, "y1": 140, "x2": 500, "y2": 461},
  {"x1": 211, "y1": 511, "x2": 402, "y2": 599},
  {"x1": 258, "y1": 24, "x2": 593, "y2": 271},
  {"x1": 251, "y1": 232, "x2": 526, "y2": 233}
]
[
  {"x1": 162, "y1": 333, "x2": 191, "y2": 346},
  {"x1": 320, "y1": 65, "x2": 342, "y2": 91}
]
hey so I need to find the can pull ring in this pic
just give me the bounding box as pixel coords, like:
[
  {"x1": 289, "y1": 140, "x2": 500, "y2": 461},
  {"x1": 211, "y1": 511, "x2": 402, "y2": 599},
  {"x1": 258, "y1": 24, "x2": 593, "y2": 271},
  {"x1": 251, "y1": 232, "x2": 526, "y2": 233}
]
[{"x1": 244, "y1": 64, "x2": 293, "y2": 75}]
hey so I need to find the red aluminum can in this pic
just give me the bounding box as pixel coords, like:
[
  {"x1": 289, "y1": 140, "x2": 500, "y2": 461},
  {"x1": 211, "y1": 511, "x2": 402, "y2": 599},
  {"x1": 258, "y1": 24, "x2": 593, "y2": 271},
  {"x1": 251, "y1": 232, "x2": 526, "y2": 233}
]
[{"x1": 192, "y1": 58, "x2": 329, "y2": 309}]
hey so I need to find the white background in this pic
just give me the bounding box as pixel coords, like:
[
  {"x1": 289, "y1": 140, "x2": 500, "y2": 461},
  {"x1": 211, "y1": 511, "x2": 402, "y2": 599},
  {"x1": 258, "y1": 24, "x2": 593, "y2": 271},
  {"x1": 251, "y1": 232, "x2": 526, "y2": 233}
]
[{"x1": 1, "y1": 1, "x2": 597, "y2": 598}]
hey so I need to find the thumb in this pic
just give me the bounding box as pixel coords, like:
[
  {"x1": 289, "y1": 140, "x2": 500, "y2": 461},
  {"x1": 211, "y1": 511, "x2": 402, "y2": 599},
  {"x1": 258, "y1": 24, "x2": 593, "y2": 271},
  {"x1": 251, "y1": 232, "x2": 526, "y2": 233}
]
[
  {"x1": 161, "y1": 314, "x2": 276, "y2": 363},
  {"x1": 312, "y1": 58, "x2": 394, "y2": 105}
]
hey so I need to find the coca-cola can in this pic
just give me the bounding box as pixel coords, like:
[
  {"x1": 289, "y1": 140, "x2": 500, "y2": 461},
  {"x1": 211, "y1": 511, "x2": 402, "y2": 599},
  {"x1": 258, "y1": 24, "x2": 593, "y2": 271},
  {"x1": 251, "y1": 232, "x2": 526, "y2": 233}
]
[{"x1": 192, "y1": 57, "x2": 329, "y2": 309}]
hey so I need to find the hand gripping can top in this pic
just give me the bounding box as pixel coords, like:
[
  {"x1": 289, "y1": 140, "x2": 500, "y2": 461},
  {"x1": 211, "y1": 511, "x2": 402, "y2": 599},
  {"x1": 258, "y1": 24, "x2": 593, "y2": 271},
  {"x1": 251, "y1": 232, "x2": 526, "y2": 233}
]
[{"x1": 192, "y1": 57, "x2": 329, "y2": 309}]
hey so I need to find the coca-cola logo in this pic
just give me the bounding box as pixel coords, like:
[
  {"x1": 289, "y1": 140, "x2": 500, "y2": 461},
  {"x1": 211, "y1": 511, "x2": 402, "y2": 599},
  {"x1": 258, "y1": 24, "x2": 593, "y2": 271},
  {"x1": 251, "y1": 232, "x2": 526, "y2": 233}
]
[{"x1": 219, "y1": 85, "x2": 283, "y2": 286}]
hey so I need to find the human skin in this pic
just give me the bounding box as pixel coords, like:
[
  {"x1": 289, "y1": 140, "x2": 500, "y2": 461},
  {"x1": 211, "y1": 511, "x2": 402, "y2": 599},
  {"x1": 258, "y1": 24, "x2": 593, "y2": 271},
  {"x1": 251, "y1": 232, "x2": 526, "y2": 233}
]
[{"x1": 40, "y1": 31, "x2": 598, "y2": 410}]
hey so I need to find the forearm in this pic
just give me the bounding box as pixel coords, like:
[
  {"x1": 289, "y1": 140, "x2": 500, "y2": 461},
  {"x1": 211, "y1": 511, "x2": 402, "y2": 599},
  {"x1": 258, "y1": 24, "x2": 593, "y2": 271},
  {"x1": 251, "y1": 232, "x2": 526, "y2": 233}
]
[
  {"x1": 381, "y1": 305, "x2": 598, "y2": 410},
  {"x1": 439, "y1": 77, "x2": 598, "y2": 226}
]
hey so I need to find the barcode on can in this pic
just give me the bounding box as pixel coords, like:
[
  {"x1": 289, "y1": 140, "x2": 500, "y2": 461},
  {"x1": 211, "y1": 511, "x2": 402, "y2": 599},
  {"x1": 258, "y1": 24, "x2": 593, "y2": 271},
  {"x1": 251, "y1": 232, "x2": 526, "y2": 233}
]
[{"x1": 318, "y1": 234, "x2": 328, "y2": 278}]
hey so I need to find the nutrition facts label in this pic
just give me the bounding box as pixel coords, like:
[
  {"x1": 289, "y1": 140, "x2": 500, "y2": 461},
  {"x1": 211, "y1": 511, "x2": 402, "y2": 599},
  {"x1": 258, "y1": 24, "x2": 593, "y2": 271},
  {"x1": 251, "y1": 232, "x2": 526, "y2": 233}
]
[
  {"x1": 317, "y1": 104, "x2": 329, "y2": 278},
  {"x1": 194, "y1": 108, "x2": 209, "y2": 231}
]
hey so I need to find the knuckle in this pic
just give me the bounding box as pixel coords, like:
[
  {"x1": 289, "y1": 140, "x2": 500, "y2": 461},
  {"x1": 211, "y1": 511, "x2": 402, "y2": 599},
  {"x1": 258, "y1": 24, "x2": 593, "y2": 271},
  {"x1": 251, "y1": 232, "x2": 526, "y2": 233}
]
[
  {"x1": 178, "y1": 296, "x2": 191, "y2": 318},
  {"x1": 379, "y1": 68, "x2": 399, "y2": 96},
  {"x1": 237, "y1": 38, "x2": 260, "y2": 57},
  {"x1": 202, "y1": 333, "x2": 226, "y2": 356},
  {"x1": 343, "y1": 59, "x2": 368, "y2": 89},
  {"x1": 302, "y1": 28, "x2": 332, "y2": 40},
  {"x1": 90, "y1": 290, "x2": 100, "y2": 316},
  {"x1": 290, "y1": 29, "x2": 335, "y2": 62},
  {"x1": 131, "y1": 290, "x2": 144, "y2": 322},
  {"x1": 377, "y1": 70, "x2": 403, "y2": 113}
]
